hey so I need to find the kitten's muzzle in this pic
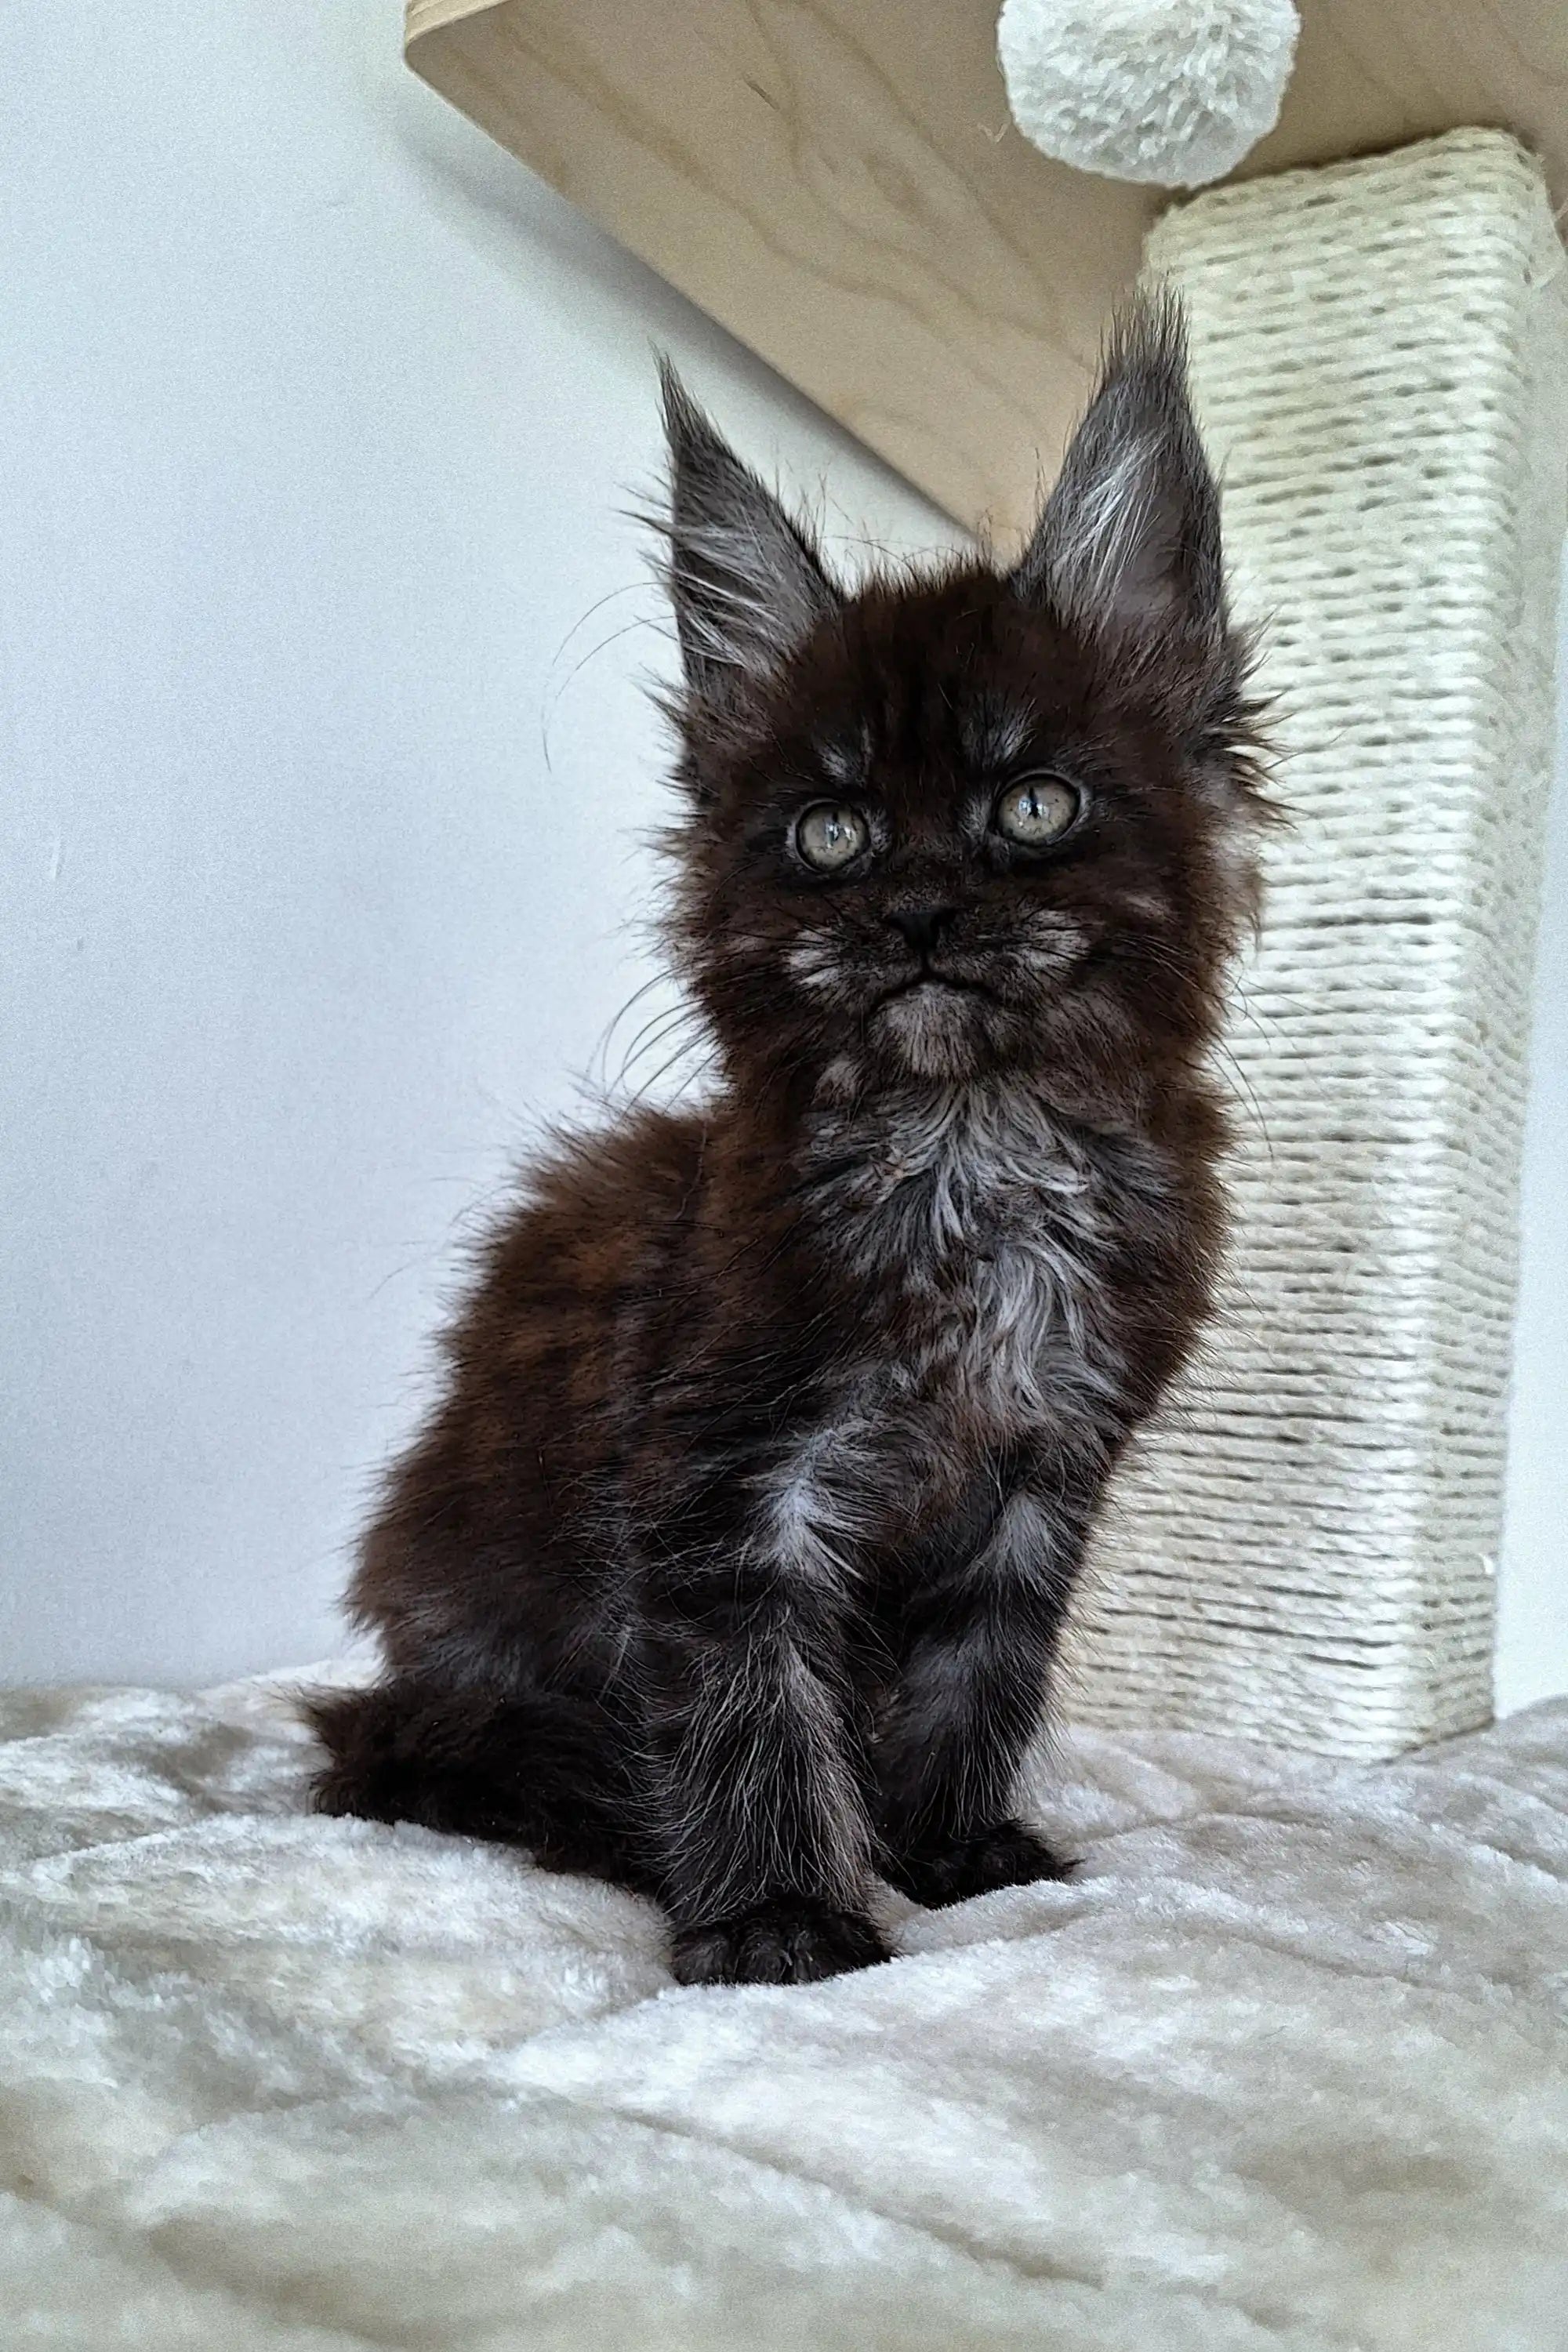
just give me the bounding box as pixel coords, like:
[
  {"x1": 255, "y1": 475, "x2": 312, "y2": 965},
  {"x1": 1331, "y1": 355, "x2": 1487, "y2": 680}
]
[
  {"x1": 883, "y1": 906, "x2": 956, "y2": 957},
  {"x1": 873, "y1": 970, "x2": 993, "y2": 1009},
  {"x1": 876, "y1": 906, "x2": 992, "y2": 1004}
]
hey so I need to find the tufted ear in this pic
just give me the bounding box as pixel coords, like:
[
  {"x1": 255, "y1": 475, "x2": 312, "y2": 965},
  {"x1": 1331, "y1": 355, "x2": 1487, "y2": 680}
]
[
  {"x1": 1011, "y1": 289, "x2": 1228, "y2": 659},
  {"x1": 659, "y1": 361, "x2": 840, "y2": 716}
]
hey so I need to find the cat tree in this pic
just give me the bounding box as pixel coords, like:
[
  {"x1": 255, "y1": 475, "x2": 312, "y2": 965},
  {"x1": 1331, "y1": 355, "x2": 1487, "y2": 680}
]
[
  {"x1": 1069, "y1": 130, "x2": 1567, "y2": 1759},
  {"x1": 402, "y1": 1, "x2": 1568, "y2": 1758}
]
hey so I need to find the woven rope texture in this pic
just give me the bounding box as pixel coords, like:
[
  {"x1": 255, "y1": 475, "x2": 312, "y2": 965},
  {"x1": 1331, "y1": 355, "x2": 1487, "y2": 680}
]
[{"x1": 1064, "y1": 130, "x2": 1568, "y2": 1760}]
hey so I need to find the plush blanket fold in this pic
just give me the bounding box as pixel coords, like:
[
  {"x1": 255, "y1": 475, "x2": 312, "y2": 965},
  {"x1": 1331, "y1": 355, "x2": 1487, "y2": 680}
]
[{"x1": 2, "y1": 1673, "x2": 1566, "y2": 2349}]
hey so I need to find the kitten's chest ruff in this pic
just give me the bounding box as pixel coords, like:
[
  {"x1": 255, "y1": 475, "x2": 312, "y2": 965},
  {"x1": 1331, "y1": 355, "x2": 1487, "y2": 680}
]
[{"x1": 808, "y1": 1087, "x2": 1135, "y2": 1435}]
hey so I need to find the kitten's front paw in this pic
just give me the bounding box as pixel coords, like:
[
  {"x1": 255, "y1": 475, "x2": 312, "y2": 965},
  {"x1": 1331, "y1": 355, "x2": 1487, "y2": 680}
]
[
  {"x1": 885, "y1": 1820, "x2": 1075, "y2": 1908},
  {"x1": 670, "y1": 1900, "x2": 891, "y2": 1986}
]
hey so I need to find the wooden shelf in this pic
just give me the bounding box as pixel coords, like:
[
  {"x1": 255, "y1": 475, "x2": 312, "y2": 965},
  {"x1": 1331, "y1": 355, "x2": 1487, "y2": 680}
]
[{"x1": 405, "y1": 0, "x2": 1568, "y2": 542}]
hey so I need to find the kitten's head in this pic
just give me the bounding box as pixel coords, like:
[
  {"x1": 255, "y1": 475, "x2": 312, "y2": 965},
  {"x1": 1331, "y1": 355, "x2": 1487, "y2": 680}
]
[{"x1": 656, "y1": 292, "x2": 1268, "y2": 1120}]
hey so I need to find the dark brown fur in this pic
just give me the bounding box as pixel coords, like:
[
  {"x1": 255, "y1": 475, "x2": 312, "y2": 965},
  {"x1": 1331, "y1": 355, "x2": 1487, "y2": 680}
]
[{"x1": 308, "y1": 294, "x2": 1269, "y2": 1984}]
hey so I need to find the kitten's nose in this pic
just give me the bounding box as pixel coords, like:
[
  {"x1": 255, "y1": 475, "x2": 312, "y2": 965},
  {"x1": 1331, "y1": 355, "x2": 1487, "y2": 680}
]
[{"x1": 884, "y1": 906, "x2": 956, "y2": 958}]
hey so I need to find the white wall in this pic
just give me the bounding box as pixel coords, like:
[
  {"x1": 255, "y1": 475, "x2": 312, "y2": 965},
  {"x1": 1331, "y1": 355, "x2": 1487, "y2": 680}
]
[
  {"x1": 2, "y1": 2, "x2": 1564, "y2": 1709},
  {"x1": 0, "y1": 2, "x2": 950, "y2": 1686}
]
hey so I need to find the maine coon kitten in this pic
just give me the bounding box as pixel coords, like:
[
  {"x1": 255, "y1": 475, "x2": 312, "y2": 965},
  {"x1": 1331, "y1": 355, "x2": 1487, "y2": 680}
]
[{"x1": 308, "y1": 292, "x2": 1267, "y2": 1987}]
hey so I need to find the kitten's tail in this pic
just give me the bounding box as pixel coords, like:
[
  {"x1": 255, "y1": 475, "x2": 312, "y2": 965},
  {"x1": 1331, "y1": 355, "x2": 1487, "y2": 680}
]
[{"x1": 303, "y1": 1675, "x2": 658, "y2": 1893}]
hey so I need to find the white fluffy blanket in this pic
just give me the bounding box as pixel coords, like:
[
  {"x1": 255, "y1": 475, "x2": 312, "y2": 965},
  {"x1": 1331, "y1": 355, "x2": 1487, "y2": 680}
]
[{"x1": 3, "y1": 1675, "x2": 1566, "y2": 2350}]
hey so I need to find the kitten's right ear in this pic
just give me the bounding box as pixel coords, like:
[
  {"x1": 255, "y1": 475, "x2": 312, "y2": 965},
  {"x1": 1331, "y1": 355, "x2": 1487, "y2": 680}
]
[{"x1": 658, "y1": 361, "x2": 839, "y2": 718}]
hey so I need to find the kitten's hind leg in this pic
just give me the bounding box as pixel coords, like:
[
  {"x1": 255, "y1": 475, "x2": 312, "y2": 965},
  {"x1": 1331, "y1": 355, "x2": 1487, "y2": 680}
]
[{"x1": 304, "y1": 1676, "x2": 659, "y2": 1893}]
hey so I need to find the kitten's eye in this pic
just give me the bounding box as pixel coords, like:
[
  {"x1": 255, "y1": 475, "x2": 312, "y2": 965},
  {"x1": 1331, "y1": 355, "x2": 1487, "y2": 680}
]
[
  {"x1": 794, "y1": 802, "x2": 870, "y2": 873},
  {"x1": 993, "y1": 775, "x2": 1082, "y2": 848}
]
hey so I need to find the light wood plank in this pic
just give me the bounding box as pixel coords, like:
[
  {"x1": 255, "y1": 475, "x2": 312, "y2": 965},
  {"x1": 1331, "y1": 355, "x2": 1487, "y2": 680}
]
[
  {"x1": 1243, "y1": 0, "x2": 1568, "y2": 202},
  {"x1": 404, "y1": 0, "x2": 1158, "y2": 543},
  {"x1": 405, "y1": 0, "x2": 1568, "y2": 539}
]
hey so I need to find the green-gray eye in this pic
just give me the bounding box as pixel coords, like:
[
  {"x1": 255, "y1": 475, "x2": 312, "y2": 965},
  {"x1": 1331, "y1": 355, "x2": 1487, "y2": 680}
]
[
  {"x1": 992, "y1": 775, "x2": 1082, "y2": 848},
  {"x1": 795, "y1": 803, "x2": 870, "y2": 873}
]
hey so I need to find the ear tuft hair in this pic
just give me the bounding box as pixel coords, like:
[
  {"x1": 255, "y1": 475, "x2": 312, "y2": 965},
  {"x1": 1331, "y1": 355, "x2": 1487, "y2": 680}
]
[
  {"x1": 657, "y1": 361, "x2": 839, "y2": 718},
  {"x1": 1012, "y1": 288, "x2": 1228, "y2": 662}
]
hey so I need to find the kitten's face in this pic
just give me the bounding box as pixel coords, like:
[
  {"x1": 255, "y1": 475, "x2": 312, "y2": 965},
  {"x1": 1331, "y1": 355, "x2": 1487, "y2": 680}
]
[
  {"x1": 658, "y1": 297, "x2": 1265, "y2": 1109},
  {"x1": 677, "y1": 575, "x2": 1254, "y2": 1091}
]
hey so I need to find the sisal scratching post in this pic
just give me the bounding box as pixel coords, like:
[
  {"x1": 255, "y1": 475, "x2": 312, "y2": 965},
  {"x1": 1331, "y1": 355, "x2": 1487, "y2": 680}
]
[{"x1": 1065, "y1": 131, "x2": 1568, "y2": 1761}]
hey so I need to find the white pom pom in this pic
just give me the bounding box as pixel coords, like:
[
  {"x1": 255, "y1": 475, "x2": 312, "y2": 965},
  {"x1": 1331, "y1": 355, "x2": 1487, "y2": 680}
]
[{"x1": 997, "y1": 0, "x2": 1300, "y2": 189}]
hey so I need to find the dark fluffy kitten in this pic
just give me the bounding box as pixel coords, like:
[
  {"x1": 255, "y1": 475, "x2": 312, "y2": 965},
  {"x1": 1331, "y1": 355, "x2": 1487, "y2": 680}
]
[{"x1": 308, "y1": 292, "x2": 1266, "y2": 1987}]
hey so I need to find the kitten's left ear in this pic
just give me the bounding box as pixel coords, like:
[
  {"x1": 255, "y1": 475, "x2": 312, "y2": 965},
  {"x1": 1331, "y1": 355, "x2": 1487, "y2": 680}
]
[
  {"x1": 1011, "y1": 289, "x2": 1229, "y2": 666},
  {"x1": 659, "y1": 361, "x2": 840, "y2": 717}
]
